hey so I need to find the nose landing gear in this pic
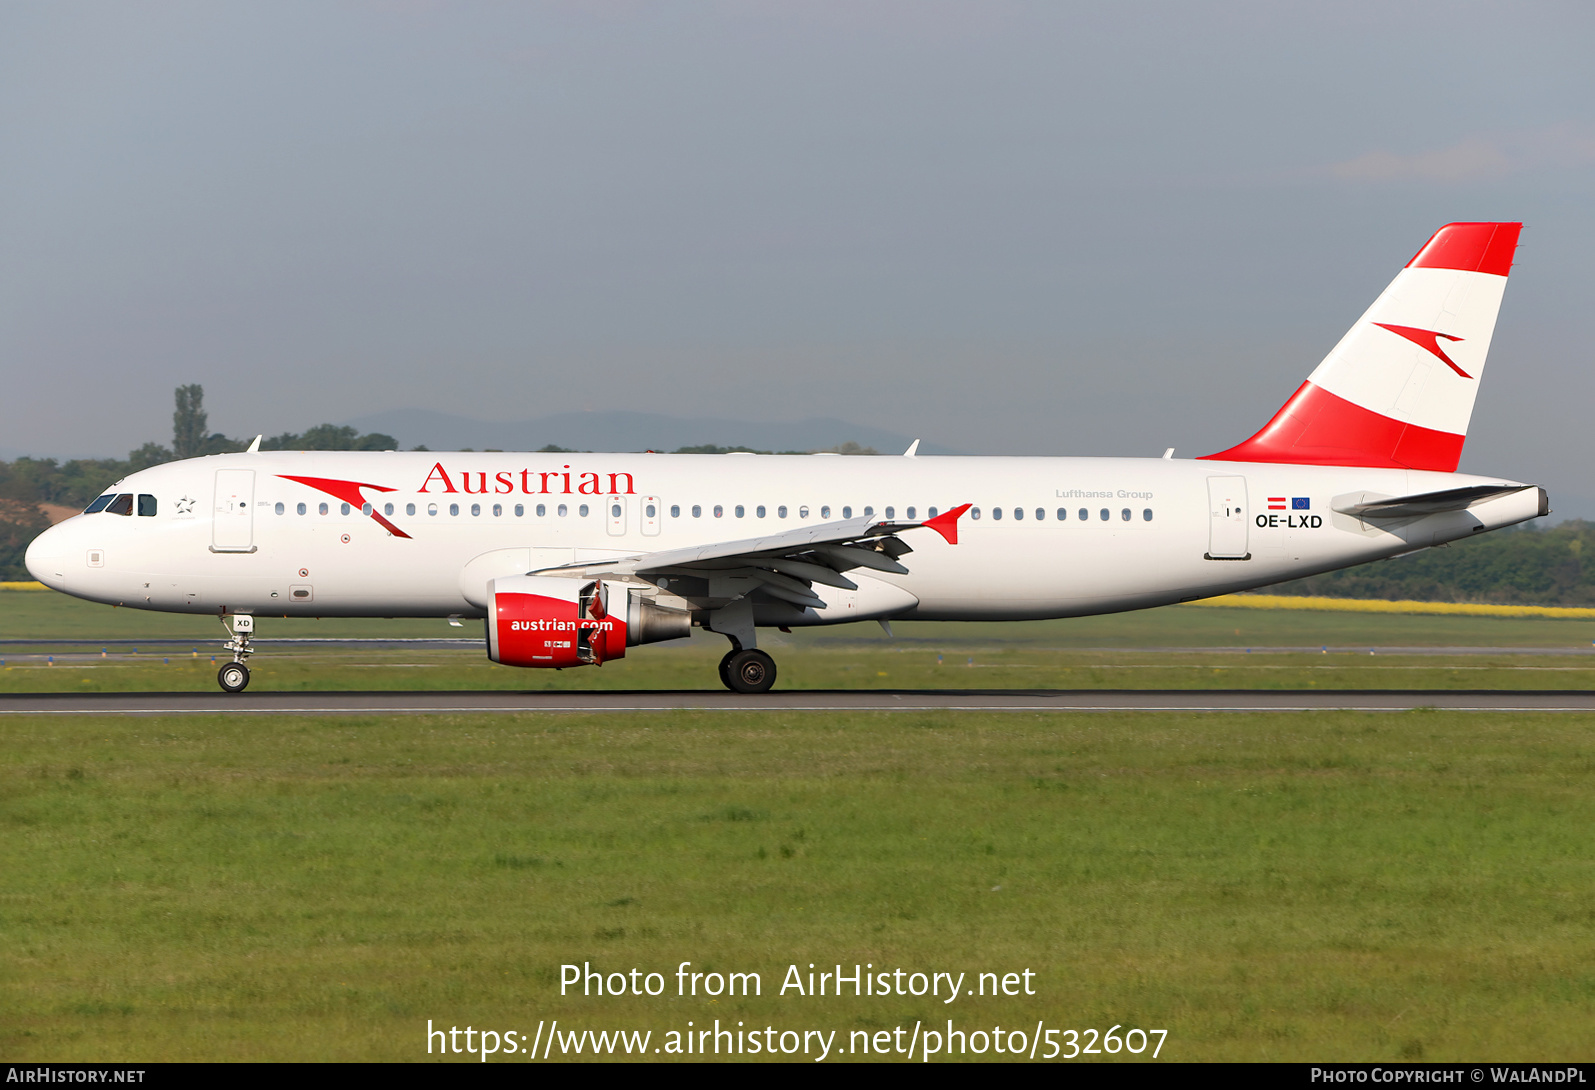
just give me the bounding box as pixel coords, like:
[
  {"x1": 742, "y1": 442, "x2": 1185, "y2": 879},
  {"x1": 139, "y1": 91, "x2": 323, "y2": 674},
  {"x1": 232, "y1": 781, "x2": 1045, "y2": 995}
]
[
  {"x1": 218, "y1": 614, "x2": 255, "y2": 693},
  {"x1": 218, "y1": 660, "x2": 250, "y2": 693}
]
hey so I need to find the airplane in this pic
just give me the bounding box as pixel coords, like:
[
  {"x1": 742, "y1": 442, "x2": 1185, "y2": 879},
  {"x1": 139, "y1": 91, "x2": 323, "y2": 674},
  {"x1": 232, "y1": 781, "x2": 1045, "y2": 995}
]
[{"x1": 26, "y1": 222, "x2": 1545, "y2": 694}]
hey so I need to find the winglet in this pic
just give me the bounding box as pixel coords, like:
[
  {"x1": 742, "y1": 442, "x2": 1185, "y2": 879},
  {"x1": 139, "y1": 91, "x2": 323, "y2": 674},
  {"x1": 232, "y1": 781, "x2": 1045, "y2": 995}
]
[
  {"x1": 246, "y1": 435, "x2": 263, "y2": 453},
  {"x1": 921, "y1": 503, "x2": 972, "y2": 545},
  {"x1": 903, "y1": 439, "x2": 920, "y2": 457}
]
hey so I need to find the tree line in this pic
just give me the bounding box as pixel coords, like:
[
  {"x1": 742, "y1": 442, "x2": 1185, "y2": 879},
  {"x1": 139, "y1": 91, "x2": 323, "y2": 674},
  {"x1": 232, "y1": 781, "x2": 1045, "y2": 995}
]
[
  {"x1": 1257, "y1": 519, "x2": 1595, "y2": 607},
  {"x1": 0, "y1": 385, "x2": 400, "y2": 511}
]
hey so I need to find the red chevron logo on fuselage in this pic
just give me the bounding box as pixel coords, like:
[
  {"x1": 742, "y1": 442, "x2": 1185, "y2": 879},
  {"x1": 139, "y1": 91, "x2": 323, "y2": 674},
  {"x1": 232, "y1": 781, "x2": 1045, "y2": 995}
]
[
  {"x1": 278, "y1": 475, "x2": 412, "y2": 539},
  {"x1": 1373, "y1": 322, "x2": 1471, "y2": 378}
]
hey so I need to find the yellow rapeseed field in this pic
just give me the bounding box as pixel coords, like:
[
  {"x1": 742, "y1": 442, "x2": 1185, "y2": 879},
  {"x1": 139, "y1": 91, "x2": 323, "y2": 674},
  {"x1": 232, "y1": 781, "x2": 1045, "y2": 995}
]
[{"x1": 1190, "y1": 593, "x2": 1595, "y2": 619}]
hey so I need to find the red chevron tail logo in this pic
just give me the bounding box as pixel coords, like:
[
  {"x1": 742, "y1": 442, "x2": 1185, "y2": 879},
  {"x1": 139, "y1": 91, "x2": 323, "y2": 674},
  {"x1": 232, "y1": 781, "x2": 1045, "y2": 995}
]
[{"x1": 1373, "y1": 322, "x2": 1471, "y2": 379}]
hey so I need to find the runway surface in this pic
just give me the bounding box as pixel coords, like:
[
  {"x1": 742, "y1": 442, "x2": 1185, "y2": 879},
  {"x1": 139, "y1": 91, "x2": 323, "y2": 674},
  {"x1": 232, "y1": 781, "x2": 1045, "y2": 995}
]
[{"x1": 7, "y1": 689, "x2": 1595, "y2": 715}]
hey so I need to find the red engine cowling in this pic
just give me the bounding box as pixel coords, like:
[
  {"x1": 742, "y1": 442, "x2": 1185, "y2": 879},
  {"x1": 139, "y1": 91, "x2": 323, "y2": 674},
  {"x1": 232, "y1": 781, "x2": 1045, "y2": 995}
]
[{"x1": 487, "y1": 575, "x2": 627, "y2": 668}]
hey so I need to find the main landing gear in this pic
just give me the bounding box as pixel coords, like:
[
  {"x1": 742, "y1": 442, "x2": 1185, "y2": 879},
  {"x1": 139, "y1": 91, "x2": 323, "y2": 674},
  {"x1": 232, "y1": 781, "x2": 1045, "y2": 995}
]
[
  {"x1": 719, "y1": 647, "x2": 777, "y2": 694},
  {"x1": 217, "y1": 614, "x2": 255, "y2": 693}
]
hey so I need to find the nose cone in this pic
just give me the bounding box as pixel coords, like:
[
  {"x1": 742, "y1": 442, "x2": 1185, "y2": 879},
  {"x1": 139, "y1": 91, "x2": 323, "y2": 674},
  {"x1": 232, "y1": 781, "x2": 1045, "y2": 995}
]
[{"x1": 24, "y1": 522, "x2": 69, "y2": 589}]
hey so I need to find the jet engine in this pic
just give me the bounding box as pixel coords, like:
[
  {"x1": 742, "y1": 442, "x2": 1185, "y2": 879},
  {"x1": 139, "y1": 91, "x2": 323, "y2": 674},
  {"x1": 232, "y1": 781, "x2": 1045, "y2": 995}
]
[{"x1": 486, "y1": 574, "x2": 690, "y2": 668}]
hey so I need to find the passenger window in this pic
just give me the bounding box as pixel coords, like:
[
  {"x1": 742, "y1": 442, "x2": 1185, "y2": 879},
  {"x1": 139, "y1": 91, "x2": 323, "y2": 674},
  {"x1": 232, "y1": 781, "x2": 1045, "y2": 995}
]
[
  {"x1": 843, "y1": 506, "x2": 852, "y2": 518},
  {"x1": 340, "y1": 502, "x2": 351, "y2": 515},
  {"x1": 992, "y1": 507, "x2": 1002, "y2": 520},
  {"x1": 670, "y1": 505, "x2": 681, "y2": 518},
  {"x1": 692, "y1": 505, "x2": 701, "y2": 518},
  {"x1": 799, "y1": 506, "x2": 809, "y2": 519},
  {"x1": 1057, "y1": 508, "x2": 1066, "y2": 520},
  {"x1": 275, "y1": 502, "x2": 284, "y2": 515},
  {"x1": 428, "y1": 503, "x2": 438, "y2": 516},
  {"x1": 1100, "y1": 508, "x2": 1110, "y2": 521},
  {"x1": 1035, "y1": 508, "x2": 1044, "y2": 520},
  {"x1": 493, "y1": 504, "x2": 502, "y2": 517},
  {"x1": 578, "y1": 504, "x2": 589, "y2": 517},
  {"x1": 1078, "y1": 508, "x2": 1088, "y2": 521},
  {"x1": 84, "y1": 494, "x2": 115, "y2": 514},
  {"x1": 449, "y1": 503, "x2": 460, "y2": 516},
  {"x1": 863, "y1": 506, "x2": 873, "y2": 518},
  {"x1": 536, "y1": 503, "x2": 547, "y2": 517},
  {"x1": 298, "y1": 502, "x2": 307, "y2": 515},
  {"x1": 820, "y1": 505, "x2": 831, "y2": 519},
  {"x1": 714, "y1": 505, "x2": 724, "y2": 518},
  {"x1": 362, "y1": 503, "x2": 373, "y2": 516},
  {"x1": 971, "y1": 507, "x2": 981, "y2": 520},
  {"x1": 905, "y1": 506, "x2": 915, "y2": 520},
  {"x1": 778, "y1": 505, "x2": 787, "y2": 519},
  {"x1": 756, "y1": 505, "x2": 765, "y2": 518},
  {"x1": 106, "y1": 494, "x2": 133, "y2": 516},
  {"x1": 1121, "y1": 508, "x2": 1131, "y2": 521},
  {"x1": 557, "y1": 504, "x2": 568, "y2": 517},
  {"x1": 406, "y1": 503, "x2": 416, "y2": 516},
  {"x1": 1013, "y1": 508, "x2": 1022, "y2": 520},
  {"x1": 319, "y1": 502, "x2": 330, "y2": 516},
  {"x1": 515, "y1": 504, "x2": 524, "y2": 517},
  {"x1": 885, "y1": 506, "x2": 894, "y2": 519},
  {"x1": 928, "y1": 507, "x2": 938, "y2": 518},
  {"x1": 385, "y1": 503, "x2": 394, "y2": 516},
  {"x1": 734, "y1": 505, "x2": 744, "y2": 518},
  {"x1": 470, "y1": 503, "x2": 481, "y2": 516},
  {"x1": 1143, "y1": 508, "x2": 1153, "y2": 522},
  {"x1": 137, "y1": 495, "x2": 157, "y2": 516}
]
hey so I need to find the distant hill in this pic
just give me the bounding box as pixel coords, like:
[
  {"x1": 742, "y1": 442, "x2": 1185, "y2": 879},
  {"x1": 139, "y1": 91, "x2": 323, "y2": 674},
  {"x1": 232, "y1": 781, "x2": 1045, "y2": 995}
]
[{"x1": 341, "y1": 409, "x2": 959, "y2": 456}]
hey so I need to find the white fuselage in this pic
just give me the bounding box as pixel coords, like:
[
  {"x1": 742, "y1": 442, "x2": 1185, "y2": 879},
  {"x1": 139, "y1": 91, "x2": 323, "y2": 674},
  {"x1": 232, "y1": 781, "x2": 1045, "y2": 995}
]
[{"x1": 25, "y1": 450, "x2": 1544, "y2": 625}]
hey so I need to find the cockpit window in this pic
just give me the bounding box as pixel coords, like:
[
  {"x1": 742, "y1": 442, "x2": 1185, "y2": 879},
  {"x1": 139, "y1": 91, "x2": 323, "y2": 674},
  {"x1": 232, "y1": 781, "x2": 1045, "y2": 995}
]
[
  {"x1": 137, "y1": 495, "x2": 157, "y2": 517},
  {"x1": 84, "y1": 494, "x2": 115, "y2": 514},
  {"x1": 105, "y1": 494, "x2": 134, "y2": 516}
]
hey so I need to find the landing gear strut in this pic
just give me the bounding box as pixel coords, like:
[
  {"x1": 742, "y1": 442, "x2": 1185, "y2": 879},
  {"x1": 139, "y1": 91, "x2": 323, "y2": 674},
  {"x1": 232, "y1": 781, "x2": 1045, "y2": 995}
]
[
  {"x1": 721, "y1": 648, "x2": 777, "y2": 694},
  {"x1": 218, "y1": 614, "x2": 255, "y2": 693}
]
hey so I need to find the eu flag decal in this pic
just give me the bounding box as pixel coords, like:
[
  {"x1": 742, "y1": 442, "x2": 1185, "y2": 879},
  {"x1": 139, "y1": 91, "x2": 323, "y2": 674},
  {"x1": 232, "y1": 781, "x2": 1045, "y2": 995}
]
[{"x1": 1292, "y1": 497, "x2": 1311, "y2": 510}]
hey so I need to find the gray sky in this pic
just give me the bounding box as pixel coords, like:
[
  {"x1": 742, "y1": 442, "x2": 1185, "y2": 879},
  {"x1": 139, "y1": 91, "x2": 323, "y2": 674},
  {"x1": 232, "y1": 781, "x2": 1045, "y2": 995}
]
[{"x1": 4, "y1": 3, "x2": 1594, "y2": 511}]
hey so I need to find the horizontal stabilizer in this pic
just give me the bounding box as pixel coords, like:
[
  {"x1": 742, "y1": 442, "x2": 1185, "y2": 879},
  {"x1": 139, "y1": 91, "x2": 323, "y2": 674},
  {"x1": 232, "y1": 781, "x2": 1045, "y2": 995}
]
[{"x1": 1332, "y1": 483, "x2": 1538, "y2": 519}]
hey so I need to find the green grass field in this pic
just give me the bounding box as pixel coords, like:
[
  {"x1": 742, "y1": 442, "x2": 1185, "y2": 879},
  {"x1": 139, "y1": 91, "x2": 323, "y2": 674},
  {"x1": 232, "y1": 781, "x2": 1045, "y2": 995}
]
[
  {"x1": 5, "y1": 587, "x2": 1594, "y2": 1062},
  {"x1": 4, "y1": 709, "x2": 1593, "y2": 1061}
]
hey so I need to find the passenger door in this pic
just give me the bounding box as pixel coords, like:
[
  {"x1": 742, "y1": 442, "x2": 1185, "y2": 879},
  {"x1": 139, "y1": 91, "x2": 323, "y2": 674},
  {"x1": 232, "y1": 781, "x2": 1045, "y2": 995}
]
[
  {"x1": 212, "y1": 469, "x2": 256, "y2": 552},
  {"x1": 1206, "y1": 476, "x2": 1250, "y2": 559}
]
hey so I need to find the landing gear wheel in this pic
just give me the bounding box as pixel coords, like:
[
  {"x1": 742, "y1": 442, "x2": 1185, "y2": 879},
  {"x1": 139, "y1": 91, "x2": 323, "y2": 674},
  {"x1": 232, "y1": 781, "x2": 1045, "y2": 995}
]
[
  {"x1": 724, "y1": 649, "x2": 776, "y2": 694},
  {"x1": 218, "y1": 662, "x2": 251, "y2": 693},
  {"x1": 718, "y1": 649, "x2": 738, "y2": 690}
]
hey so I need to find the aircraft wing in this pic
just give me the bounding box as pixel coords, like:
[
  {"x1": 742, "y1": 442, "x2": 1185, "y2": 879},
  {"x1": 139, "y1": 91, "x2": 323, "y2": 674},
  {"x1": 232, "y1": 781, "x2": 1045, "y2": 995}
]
[
  {"x1": 1332, "y1": 483, "x2": 1535, "y2": 519},
  {"x1": 533, "y1": 504, "x2": 970, "y2": 610}
]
